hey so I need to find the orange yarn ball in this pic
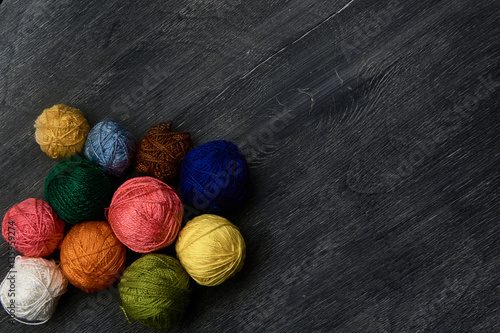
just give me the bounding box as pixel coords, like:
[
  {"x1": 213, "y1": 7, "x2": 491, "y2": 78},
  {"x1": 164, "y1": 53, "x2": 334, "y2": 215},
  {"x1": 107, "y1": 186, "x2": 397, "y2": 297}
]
[{"x1": 60, "y1": 221, "x2": 126, "y2": 293}]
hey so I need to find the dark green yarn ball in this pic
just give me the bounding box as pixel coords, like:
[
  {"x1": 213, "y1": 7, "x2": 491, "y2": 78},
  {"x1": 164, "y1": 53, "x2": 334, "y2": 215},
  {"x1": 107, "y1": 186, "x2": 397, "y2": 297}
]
[
  {"x1": 118, "y1": 254, "x2": 192, "y2": 329},
  {"x1": 44, "y1": 155, "x2": 112, "y2": 224}
]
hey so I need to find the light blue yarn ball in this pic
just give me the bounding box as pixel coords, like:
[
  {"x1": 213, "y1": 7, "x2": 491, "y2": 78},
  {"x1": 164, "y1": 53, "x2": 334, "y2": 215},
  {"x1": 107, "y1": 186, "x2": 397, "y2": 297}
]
[{"x1": 84, "y1": 120, "x2": 136, "y2": 177}]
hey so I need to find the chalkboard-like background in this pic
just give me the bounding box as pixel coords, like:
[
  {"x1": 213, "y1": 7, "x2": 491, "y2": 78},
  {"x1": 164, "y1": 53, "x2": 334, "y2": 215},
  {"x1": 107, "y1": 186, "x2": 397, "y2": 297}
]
[{"x1": 0, "y1": 1, "x2": 499, "y2": 332}]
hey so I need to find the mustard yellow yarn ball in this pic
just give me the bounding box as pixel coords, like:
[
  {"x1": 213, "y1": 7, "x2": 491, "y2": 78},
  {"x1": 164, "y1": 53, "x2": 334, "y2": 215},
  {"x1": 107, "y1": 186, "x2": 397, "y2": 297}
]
[
  {"x1": 34, "y1": 104, "x2": 90, "y2": 158},
  {"x1": 175, "y1": 214, "x2": 246, "y2": 286}
]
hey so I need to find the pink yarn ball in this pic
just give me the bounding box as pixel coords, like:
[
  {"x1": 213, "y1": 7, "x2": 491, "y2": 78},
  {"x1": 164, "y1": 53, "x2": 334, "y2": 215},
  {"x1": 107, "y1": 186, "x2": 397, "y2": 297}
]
[
  {"x1": 2, "y1": 198, "x2": 65, "y2": 257},
  {"x1": 107, "y1": 177, "x2": 183, "y2": 253}
]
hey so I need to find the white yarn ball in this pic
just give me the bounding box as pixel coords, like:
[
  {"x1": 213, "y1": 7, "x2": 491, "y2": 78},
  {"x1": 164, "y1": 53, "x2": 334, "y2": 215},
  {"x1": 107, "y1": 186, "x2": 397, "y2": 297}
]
[{"x1": 0, "y1": 256, "x2": 68, "y2": 324}]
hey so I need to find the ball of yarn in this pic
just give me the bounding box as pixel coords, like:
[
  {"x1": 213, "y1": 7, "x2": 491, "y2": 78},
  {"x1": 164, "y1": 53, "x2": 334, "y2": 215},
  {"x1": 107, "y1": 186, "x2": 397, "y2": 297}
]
[
  {"x1": 175, "y1": 214, "x2": 246, "y2": 286},
  {"x1": 107, "y1": 176, "x2": 183, "y2": 253},
  {"x1": 1, "y1": 198, "x2": 65, "y2": 257},
  {"x1": 179, "y1": 140, "x2": 248, "y2": 212},
  {"x1": 118, "y1": 254, "x2": 191, "y2": 329},
  {"x1": 34, "y1": 104, "x2": 90, "y2": 158},
  {"x1": 0, "y1": 256, "x2": 68, "y2": 324},
  {"x1": 60, "y1": 221, "x2": 126, "y2": 293},
  {"x1": 135, "y1": 121, "x2": 192, "y2": 182},
  {"x1": 44, "y1": 155, "x2": 112, "y2": 224},
  {"x1": 83, "y1": 120, "x2": 136, "y2": 177}
]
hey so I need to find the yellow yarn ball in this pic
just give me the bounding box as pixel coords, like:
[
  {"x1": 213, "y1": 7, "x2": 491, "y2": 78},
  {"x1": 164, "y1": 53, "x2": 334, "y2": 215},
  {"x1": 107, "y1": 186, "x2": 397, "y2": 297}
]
[
  {"x1": 34, "y1": 104, "x2": 90, "y2": 158},
  {"x1": 175, "y1": 214, "x2": 246, "y2": 286}
]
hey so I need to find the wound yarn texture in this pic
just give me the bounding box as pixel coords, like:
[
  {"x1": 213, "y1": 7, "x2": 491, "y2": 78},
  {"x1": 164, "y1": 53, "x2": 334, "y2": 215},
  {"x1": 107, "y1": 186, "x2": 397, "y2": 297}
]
[
  {"x1": 60, "y1": 221, "x2": 126, "y2": 293},
  {"x1": 34, "y1": 104, "x2": 90, "y2": 158},
  {"x1": 179, "y1": 140, "x2": 248, "y2": 212},
  {"x1": 118, "y1": 254, "x2": 191, "y2": 329},
  {"x1": 175, "y1": 214, "x2": 246, "y2": 286},
  {"x1": 84, "y1": 120, "x2": 136, "y2": 177},
  {"x1": 2, "y1": 198, "x2": 65, "y2": 257},
  {"x1": 107, "y1": 176, "x2": 183, "y2": 253},
  {"x1": 0, "y1": 256, "x2": 68, "y2": 324},
  {"x1": 44, "y1": 155, "x2": 112, "y2": 224},
  {"x1": 135, "y1": 121, "x2": 192, "y2": 182}
]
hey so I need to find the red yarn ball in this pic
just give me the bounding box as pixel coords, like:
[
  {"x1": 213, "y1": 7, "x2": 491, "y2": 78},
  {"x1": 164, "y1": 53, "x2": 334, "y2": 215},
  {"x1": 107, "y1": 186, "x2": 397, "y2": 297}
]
[
  {"x1": 107, "y1": 177, "x2": 183, "y2": 253},
  {"x1": 2, "y1": 198, "x2": 65, "y2": 257}
]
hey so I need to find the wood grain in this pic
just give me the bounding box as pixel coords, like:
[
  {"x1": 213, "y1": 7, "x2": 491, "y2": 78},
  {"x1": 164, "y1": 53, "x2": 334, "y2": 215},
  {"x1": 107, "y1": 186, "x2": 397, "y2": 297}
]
[{"x1": 0, "y1": 0, "x2": 499, "y2": 332}]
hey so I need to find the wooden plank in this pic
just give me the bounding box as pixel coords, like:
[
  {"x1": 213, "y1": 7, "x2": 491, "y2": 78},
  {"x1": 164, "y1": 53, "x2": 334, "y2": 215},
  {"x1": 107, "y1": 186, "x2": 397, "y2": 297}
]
[{"x1": 0, "y1": 0, "x2": 498, "y2": 332}]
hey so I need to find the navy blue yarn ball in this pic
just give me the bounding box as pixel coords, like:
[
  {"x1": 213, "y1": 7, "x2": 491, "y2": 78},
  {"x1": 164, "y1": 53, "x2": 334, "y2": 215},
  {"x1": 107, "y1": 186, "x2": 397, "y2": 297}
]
[
  {"x1": 179, "y1": 140, "x2": 249, "y2": 212},
  {"x1": 83, "y1": 120, "x2": 136, "y2": 177}
]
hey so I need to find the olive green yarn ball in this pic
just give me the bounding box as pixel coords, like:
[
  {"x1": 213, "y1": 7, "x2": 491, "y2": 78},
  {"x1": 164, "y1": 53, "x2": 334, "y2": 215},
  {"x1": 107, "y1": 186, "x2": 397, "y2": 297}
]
[
  {"x1": 118, "y1": 254, "x2": 192, "y2": 329},
  {"x1": 44, "y1": 155, "x2": 112, "y2": 224}
]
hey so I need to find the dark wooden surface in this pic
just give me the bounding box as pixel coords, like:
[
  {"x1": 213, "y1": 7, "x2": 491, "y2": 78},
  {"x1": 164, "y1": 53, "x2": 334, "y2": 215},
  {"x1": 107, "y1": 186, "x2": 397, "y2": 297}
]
[{"x1": 0, "y1": 0, "x2": 499, "y2": 332}]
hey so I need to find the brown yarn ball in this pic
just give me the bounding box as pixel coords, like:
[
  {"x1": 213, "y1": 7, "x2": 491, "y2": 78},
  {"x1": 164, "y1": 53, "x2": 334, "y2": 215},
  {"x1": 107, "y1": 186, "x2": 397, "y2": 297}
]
[{"x1": 135, "y1": 122, "x2": 192, "y2": 182}]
